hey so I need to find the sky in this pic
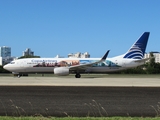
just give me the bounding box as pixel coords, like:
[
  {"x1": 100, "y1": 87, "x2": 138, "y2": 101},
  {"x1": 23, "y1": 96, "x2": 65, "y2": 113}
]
[{"x1": 0, "y1": 0, "x2": 160, "y2": 58}]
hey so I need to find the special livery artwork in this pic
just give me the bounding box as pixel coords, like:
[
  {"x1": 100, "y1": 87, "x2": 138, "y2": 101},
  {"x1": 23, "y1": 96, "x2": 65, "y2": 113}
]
[{"x1": 32, "y1": 59, "x2": 121, "y2": 68}]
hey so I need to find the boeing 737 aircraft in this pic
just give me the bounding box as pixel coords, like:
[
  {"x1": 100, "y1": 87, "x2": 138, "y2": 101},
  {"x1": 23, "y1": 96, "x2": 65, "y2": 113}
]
[{"x1": 3, "y1": 32, "x2": 150, "y2": 78}]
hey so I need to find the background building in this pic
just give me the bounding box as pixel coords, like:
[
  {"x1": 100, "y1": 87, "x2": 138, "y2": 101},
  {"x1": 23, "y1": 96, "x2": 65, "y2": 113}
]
[
  {"x1": 55, "y1": 55, "x2": 64, "y2": 58},
  {"x1": 0, "y1": 46, "x2": 17, "y2": 66},
  {"x1": 23, "y1": 48, "x2": 34, "y2": 56},
  {"x1": 0, "y1": 57, "x2": 17, "y2": 66},
  {"x1": 68, "y1": 52, "x2": 90, "y2": 58},
  {"x1": 0, "y1": 46, "x2": 11, "y2": 57},
  {"x1": 144, "y1": 52, "x2": 160, "y2": 63}
]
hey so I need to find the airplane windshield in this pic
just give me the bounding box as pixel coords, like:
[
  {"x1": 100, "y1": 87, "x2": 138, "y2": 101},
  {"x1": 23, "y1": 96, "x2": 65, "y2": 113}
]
[{"x1": 10, "y1": 62, "x2": 15, "y2": 64}]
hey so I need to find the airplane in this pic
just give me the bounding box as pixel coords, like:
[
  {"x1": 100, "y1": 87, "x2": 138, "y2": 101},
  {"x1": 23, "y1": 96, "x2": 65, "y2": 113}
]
[{"x1": 3, "y1": 32, "x2": 150, "y2": 78}]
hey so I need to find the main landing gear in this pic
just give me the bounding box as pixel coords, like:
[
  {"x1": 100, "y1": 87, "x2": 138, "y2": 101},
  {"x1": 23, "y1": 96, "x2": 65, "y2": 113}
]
[
  {"x1": 13, "y1": 74, "x2": 21, "y2": 78},
  {"x1": 14, "y1": 74, "x2": 28, "y2": 78},
  {"x1": 75, "y1": 73, "x2": 81, "y2": 78}
]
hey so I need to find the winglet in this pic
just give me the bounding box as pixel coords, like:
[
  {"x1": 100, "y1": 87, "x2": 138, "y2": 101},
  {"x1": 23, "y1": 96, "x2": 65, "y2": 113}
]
[{"x1": 101, "y1": 50, "x2": 110, "y2": 61}]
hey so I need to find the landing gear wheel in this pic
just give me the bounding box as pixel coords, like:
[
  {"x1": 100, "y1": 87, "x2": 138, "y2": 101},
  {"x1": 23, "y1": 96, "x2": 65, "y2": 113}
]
[
  {"x1": 17, "y1": 74, "x2": 21, "y2": 78},
  {"x1": 75, "y1": 74, "x2": 81, "y2": 78}
]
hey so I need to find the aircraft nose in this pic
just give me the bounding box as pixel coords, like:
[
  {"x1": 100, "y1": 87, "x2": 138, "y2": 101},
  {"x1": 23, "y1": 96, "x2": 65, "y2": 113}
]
[
  {"x1": 3, "y1": 64, "x2": 9, "y2": 71},
  {"x1": 3, "y1": 65, "x2": 6, "y2": 69}
]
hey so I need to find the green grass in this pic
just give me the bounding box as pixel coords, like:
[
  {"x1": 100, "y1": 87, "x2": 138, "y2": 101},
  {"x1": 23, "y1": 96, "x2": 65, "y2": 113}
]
[{"x1": 0, "y1": 117, "x2": 160, "y2": 120}]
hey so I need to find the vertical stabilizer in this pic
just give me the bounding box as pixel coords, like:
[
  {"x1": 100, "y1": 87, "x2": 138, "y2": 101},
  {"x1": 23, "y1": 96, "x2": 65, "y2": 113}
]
[{"x1": 123, "y1": 32, "x2": 150, "y2": 59}]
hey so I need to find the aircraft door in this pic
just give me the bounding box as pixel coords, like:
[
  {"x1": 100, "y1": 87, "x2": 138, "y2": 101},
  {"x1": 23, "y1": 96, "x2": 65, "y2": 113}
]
[
  {"x1": 19, "y1": 60, "x2": 26, "y2": 72},
  {"x1": 19, "y1": 61, "x2": 24, "y2": 67}
]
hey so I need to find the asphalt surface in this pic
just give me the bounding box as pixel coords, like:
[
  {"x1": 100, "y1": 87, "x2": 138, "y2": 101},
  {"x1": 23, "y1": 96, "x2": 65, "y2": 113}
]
[
  {"x1": 1, "y1": 76, "x2": 160, "y2": 87},
  {"x1": 0, "y1": 77, "x2": 160, "y2": 117}
]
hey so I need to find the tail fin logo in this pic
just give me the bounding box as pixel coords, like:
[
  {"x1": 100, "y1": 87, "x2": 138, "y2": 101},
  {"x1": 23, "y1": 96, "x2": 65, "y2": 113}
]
[{"x1": 123, "y1": 32, "x2": 150, "y2": 59}]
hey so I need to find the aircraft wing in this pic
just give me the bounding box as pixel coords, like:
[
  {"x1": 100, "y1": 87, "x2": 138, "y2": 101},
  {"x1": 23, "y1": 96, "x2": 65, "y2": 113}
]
[{"x1": 69, "y1": 50, "x2": 110, "y2": 70}]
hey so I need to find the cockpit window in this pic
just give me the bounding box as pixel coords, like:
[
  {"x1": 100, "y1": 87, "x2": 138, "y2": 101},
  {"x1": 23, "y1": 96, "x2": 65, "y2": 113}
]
[{"x1": 10, "y1": 62, "x2": 15, "y2": 64}]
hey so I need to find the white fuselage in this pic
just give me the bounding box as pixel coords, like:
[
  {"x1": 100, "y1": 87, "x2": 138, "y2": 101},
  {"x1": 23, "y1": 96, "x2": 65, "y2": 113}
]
[{"x1": 3, "y1": 57, "x2": 144, "y2": 74}]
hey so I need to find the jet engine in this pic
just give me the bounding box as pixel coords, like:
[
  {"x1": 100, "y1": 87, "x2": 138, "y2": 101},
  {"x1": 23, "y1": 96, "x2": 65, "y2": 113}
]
[{"x1": 54, "y1": 67, "x2": 69, "y2": 76}]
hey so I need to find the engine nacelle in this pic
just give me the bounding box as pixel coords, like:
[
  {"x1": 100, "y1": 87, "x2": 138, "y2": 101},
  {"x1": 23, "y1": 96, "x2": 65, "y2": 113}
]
[{"x1": 54, "y1": 67, "x2": 69, "y2": 76}]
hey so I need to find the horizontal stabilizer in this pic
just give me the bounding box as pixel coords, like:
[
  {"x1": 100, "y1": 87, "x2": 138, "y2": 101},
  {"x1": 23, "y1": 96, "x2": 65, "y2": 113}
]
[{"x1": 134, "y1": 58, "x2": 151, "y2": 63}]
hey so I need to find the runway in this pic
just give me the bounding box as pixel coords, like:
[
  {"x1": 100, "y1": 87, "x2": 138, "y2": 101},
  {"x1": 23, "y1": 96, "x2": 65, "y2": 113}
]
[
  {"x1": 1, "y1": 76, "x2": 160, "y2": 87},
  {"x1": 0, "y1": 77, "x2": 160, "y2": 117}
]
